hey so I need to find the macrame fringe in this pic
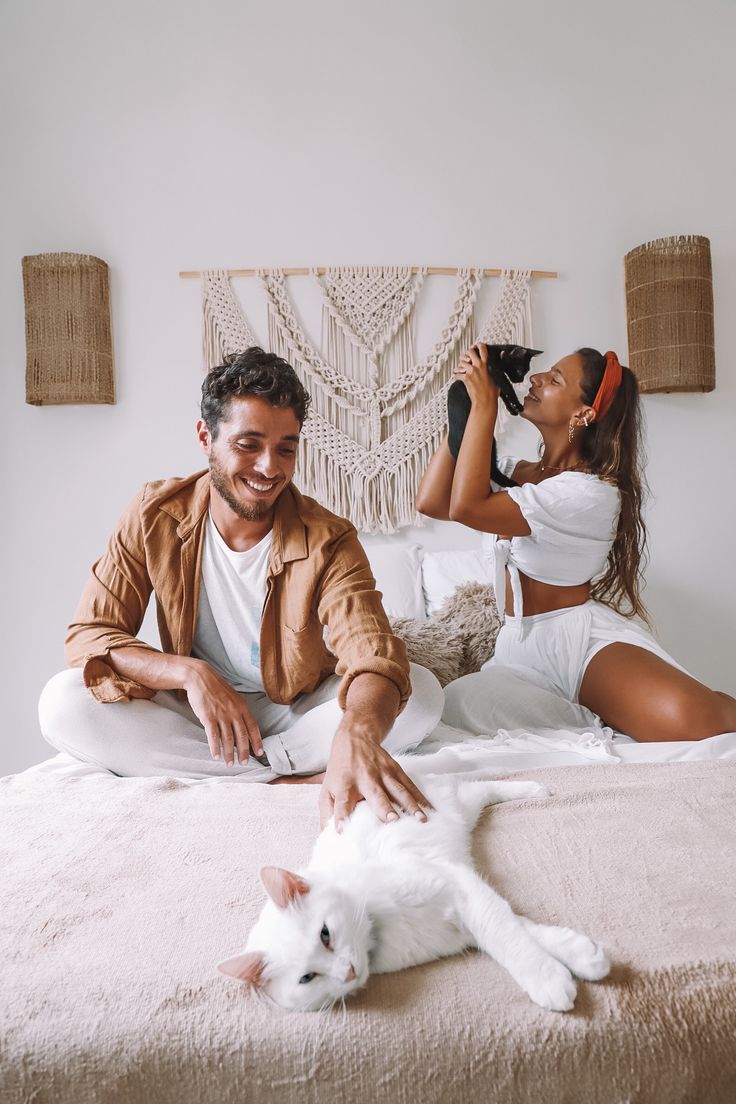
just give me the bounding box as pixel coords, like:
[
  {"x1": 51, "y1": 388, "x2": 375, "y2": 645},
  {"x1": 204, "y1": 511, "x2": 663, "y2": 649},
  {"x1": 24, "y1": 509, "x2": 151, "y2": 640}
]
[
  {"x1": 201, "y1": 268, "x2": 261, "y2": 375},
  {"x1": 203, "y1": 293, "x2": 226, "y2": 371},
  {"x1": 200, "y1": 267, "x2": 535, "y2": 532},
  {"x1": 294, "y1": 427, "x2": 445, "y2": 534}
]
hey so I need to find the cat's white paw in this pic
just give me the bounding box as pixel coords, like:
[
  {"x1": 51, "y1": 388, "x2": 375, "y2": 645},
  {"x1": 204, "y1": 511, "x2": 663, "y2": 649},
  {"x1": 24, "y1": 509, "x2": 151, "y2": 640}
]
[
  {"x1": 524, "y1": 959, "x2": 577, "y2": 1012},
  {"x1": 567, "y1": 938, "x2": 610, "y2": 981},
  {"x1": 542, "y1": 927, "x2": 610, "y2": 981}
]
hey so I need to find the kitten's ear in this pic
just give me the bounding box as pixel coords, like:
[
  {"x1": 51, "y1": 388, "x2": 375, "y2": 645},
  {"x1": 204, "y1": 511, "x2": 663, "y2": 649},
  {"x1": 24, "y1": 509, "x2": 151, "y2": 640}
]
[
  {"x1": 260, "y1": 866, "x2": 311, "y2": 909},
  {"x1": 217, "y1": 951, "x2": 266, "y2": 987}
]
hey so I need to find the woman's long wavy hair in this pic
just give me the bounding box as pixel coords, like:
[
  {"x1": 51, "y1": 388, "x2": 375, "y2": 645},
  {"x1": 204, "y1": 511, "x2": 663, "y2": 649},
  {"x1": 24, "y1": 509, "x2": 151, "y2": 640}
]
[{"x1": 575, "y1": 348, "x2": 649, "y2": 621}]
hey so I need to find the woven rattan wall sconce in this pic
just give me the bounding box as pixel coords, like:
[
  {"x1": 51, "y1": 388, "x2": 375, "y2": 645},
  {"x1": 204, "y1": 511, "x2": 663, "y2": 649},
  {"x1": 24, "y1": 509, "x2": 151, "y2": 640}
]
[
  {"x1": 624, "y1": 235, "x2": 715, "y2": 394},
  {"x1": 22, "y1": 252, "x2": 115, "y2": 405}
]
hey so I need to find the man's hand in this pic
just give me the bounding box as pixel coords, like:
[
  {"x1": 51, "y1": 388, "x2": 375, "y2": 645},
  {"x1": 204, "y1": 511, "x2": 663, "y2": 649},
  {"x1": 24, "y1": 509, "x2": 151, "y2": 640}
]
[
  {"x1": 182, "y1": 659, "x2": 264, "y2": 766},
  {"x1": 319, "y1": 729, "x2": 432, "y2": 830},
  {"x1": 317, "y1": 670, "x2": 432, "y2": 830},
  {"x1": 103, "y1": 647, "x2": 264, "y2": 767}
]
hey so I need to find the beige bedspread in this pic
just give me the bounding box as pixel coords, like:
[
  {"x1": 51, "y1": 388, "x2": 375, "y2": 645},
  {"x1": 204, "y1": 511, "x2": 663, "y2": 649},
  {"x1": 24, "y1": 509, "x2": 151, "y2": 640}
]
[{"x1": 1, "y1": 762, "x2": 735, "y2": 1104}]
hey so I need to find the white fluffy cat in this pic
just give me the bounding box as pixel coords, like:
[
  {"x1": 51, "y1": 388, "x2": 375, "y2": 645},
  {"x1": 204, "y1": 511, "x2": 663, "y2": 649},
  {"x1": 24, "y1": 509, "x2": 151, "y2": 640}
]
[{"x1": 218, "y1": 756, "x2": 610, "y2": 1012}]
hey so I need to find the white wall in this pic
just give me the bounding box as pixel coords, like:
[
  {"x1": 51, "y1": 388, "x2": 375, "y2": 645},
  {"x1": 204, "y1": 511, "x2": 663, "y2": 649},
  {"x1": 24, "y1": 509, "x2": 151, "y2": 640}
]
[{"x1": 1, "y1": 0, "x2": 734, "y2": 775}]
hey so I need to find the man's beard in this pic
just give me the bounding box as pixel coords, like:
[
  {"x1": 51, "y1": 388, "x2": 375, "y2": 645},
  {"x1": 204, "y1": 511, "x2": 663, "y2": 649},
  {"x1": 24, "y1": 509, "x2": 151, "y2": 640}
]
[{"x1": 208, "y1": 458, "x2": 275, "y2": 522}]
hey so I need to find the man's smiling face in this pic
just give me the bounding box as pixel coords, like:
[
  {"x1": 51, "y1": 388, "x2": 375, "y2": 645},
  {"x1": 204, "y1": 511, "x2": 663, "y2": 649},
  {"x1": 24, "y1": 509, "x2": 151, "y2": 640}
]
[{"x1": 198, "y1": 396, "x2": 301, "y2": 522}]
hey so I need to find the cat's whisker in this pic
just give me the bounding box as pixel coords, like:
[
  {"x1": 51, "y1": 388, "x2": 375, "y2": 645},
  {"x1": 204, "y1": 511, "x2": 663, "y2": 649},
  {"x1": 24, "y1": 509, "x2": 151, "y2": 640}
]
[
  {"x1": 314, "y1": 997, "x2": 339, "y2": 1048},
  {"x1": 352, "y1": 901, "x2": 368, "y2": 928},
  {"x1": 298, "y1": 1026, "x2": 317, "y2": 1068},
  {"x1": 257, "y1": 987, "x2": 278, "y2": 1012}
]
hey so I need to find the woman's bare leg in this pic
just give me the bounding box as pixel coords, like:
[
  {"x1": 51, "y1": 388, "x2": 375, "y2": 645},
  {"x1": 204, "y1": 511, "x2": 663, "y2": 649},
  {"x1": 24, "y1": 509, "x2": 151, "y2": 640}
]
[{"x1": 579, "y1": 643, "x2": 736, "y2": 742}]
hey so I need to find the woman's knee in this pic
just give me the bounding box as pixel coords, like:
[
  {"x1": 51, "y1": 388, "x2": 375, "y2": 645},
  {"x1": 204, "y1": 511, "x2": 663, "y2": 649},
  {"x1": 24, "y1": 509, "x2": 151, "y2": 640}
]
[
  {"x1": 648, "y1": 686, "x2": 731, "y2": 742},
  {"x1": 684, "y1": 691, "x2": 733, "y2": 741}
]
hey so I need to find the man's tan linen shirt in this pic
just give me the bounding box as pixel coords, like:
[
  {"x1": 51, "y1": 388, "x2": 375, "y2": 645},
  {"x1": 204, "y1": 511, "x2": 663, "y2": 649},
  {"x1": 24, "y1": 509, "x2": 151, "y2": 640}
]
[{"x1": 66, "y1": 471, "x2": 411, "y2": 710}]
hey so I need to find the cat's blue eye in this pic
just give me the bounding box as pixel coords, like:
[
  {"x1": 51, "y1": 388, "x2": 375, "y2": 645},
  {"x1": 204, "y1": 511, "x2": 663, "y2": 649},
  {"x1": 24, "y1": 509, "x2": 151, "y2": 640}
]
[
  {"x1": 320, "y1": 924, "x2": 330, "y2": 948},
  {"x1": 299, "y1": 972, "x2": 317, "y2": 984}
]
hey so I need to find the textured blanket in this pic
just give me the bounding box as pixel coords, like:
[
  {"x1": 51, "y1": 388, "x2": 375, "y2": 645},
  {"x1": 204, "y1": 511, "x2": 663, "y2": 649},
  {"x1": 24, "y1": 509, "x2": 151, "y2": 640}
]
[{"x1": 1, "y1": 763, "x2": 735, "y2": 1104}]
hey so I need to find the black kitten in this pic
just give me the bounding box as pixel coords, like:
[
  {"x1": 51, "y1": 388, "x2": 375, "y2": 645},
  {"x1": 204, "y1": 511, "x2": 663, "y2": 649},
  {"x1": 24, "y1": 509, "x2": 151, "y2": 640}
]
[{"x1": 447, "y1": 345, "x2": 542, "y2": 487}]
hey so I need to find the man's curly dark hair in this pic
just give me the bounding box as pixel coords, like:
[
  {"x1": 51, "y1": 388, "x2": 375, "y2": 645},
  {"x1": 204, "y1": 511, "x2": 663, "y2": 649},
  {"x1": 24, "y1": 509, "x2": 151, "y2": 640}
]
[{"x1": 200, "y1": 347, "x2": 311, "y2": 438}]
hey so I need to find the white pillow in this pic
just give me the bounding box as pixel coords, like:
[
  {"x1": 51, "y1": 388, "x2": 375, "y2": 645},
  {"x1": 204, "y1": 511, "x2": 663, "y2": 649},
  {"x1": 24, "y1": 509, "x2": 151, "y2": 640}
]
[
  {"x1": 362, "y1": 542, "x2": 426, "y2": 621},
  {"x1": 422, "y1": 549, "x2": 494, "y2": 617}
]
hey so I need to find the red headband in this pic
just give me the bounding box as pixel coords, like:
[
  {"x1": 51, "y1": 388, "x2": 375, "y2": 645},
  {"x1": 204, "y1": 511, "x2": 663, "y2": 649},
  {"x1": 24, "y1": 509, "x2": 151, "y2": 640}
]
[{"x1": 591, "y1": 351, "x2": 623, "y2": 421}]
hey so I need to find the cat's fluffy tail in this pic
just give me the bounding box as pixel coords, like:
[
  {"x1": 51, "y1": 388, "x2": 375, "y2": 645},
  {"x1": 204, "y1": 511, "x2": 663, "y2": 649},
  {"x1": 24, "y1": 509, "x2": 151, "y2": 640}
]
[{"x1": 455, "y1": 779, "x2": 547, "y2": 822}]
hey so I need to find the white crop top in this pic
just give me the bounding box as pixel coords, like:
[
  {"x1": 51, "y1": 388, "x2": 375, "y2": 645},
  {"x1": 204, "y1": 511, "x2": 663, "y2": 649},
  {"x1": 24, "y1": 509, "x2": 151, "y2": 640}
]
[{"x1": 483, "y1": 455, "x2": 621, "y2": 617}]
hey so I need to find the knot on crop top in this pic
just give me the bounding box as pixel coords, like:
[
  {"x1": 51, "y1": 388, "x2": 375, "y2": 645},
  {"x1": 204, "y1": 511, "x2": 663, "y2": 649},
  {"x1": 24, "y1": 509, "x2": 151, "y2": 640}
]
[{"x1": 483, "y1": 458, "x2": 621, "y2": 620}]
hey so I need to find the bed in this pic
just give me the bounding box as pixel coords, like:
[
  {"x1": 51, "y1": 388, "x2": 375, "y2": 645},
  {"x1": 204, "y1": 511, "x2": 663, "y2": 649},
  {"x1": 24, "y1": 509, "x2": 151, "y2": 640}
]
[{"x1": 2, "y1": 544, "x2": 736, "y2": 1104}]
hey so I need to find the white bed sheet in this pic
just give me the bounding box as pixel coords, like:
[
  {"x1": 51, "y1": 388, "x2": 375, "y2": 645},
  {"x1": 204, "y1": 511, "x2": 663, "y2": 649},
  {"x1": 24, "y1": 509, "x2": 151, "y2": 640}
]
[{"x1": 19, "y1": 725, "x2": 736, "y2": 784}]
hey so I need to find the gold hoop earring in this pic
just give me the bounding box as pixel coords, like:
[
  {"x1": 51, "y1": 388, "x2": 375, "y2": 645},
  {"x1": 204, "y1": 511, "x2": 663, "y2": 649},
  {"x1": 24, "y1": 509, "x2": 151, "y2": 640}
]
[{"x1": 568, "y1": 423, "x2": 575, "y2": 444}]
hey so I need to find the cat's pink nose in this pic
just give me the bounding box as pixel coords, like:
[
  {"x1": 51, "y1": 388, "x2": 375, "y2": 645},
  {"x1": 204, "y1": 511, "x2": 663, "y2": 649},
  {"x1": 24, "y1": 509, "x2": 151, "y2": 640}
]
[{"x1": 344, "y1": 964, "x2": 357, "y2": 983}]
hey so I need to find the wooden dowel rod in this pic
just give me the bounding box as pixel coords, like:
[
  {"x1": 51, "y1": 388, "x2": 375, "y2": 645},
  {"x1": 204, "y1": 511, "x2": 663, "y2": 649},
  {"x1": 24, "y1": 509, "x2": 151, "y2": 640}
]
[{"x1": 179, "y1": 266, "x2": 558, "y2": 279}]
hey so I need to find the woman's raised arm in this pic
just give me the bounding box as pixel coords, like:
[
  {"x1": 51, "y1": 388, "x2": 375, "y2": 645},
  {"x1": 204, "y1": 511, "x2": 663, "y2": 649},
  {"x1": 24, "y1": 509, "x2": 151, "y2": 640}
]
[
  {"x1": 415, "y1": 434, "x2": 456, "y2": 519},
  {"x1": 448, "y1": 345, "x2": 531, "y2": 537}
]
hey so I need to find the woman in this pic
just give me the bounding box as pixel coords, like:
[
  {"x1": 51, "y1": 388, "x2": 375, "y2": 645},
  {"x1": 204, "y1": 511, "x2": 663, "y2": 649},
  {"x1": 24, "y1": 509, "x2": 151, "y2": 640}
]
[{"x1": 416, "y1": 344, "x2": 736, "y2": 742}]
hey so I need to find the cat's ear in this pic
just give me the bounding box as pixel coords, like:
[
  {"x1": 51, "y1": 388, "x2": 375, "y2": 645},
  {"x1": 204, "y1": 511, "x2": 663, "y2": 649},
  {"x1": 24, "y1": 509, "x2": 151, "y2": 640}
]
[
  {"x1": 217, "y1": 951, "x2": 266, "y2": 987},
  {"x1": 260, "y1": 866, "x2": 311, "y2": 909}
]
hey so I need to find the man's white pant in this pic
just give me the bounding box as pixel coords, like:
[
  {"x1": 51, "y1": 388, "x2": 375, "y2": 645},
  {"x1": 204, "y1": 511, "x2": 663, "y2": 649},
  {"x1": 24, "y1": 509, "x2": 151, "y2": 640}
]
[{"x1": 38, "y1": 665, "x2": 444, "y2": 781}]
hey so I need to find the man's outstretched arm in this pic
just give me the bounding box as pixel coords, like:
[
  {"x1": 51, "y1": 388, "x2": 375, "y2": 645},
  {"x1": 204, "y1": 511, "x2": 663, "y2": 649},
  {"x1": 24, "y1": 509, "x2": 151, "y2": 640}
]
[
  {"x1": 315, "y1": 528, "x2": 435, "y2": 828},
  {"x1": 318, "y1": 670, "x2": 432, "y2": 830}
]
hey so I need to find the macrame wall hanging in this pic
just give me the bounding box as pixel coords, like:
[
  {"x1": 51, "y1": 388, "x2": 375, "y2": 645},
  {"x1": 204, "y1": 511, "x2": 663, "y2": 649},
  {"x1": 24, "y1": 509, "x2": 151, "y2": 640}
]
[{"x1": 192, "y1": 265, "x2": 545, "y2": 533}]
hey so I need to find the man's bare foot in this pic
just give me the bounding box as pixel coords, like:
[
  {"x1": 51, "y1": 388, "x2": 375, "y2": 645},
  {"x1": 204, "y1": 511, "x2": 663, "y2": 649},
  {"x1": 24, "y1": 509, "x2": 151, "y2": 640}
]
[{"x1": 269, "y1": 772, "x2": 326, "y2": 786}]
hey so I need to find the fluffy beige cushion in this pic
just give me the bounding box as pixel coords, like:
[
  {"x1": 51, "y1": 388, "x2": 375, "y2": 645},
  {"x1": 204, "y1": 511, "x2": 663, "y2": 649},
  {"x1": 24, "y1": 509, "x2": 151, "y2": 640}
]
[{"x1": 391, "y1": 582, "x2": 501, "y2": 687}]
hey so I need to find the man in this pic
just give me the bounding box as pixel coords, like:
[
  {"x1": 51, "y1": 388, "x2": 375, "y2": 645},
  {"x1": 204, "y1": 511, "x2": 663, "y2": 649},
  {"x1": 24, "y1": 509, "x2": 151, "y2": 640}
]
[{"x1": 39, "y1": 348, "x2": 443, "y2": 828}]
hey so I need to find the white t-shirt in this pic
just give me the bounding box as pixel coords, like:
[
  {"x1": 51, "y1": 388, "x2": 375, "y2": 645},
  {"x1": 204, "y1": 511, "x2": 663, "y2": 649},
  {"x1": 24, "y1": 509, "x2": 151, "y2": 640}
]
[
  {"x1": 191, "y1": 513, "x2": 272, "y2": 692},
  {"x1": 484, "y1": 455, "x2": 621, "y2": 617}
]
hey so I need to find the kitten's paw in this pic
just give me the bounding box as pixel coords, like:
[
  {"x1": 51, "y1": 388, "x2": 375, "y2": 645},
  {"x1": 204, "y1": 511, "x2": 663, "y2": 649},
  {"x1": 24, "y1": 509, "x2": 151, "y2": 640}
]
[{"x1": 524, "y1": 960, "x2": 577, "y2": 1012}]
